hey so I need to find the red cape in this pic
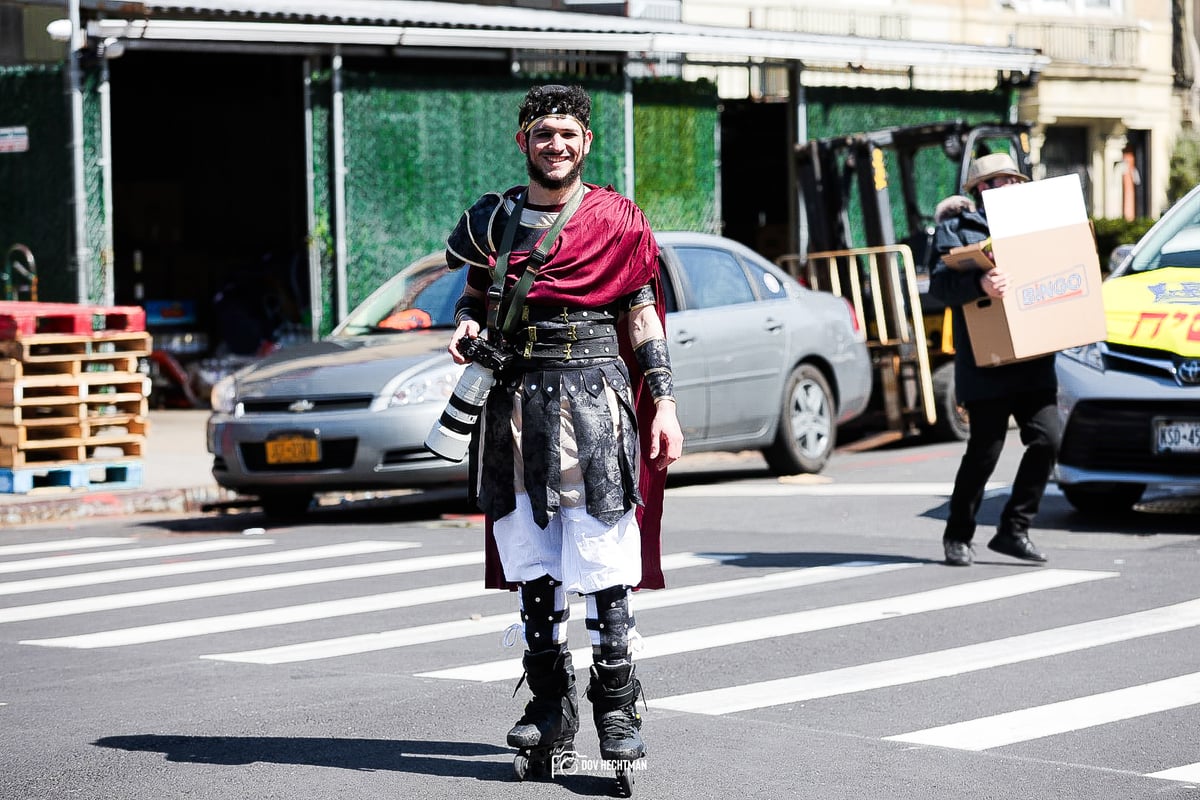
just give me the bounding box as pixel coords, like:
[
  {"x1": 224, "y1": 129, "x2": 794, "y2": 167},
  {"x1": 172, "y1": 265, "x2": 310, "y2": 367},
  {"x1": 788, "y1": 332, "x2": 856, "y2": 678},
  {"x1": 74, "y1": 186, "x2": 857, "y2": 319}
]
[{"x1": 481, "y1": 185, "x2": 668, "y2": 591}]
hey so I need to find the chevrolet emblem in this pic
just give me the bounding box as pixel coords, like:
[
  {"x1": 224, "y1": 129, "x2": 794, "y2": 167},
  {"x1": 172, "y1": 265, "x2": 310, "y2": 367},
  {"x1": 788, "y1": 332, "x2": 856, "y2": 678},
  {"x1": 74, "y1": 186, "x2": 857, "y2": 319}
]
[{"x1": 288, "y1": 399, "x2": 316, "y2": 413}]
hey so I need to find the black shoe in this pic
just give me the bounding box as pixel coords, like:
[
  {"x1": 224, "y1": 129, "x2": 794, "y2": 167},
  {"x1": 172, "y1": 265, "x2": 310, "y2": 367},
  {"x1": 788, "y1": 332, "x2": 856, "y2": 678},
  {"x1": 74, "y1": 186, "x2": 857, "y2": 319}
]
[
  {"x1": 943, "y1": 539, "x2": 973, "y2": 567},
  {"x1": 987, "y1": 532, "x2": 1047, "y2": 563}
]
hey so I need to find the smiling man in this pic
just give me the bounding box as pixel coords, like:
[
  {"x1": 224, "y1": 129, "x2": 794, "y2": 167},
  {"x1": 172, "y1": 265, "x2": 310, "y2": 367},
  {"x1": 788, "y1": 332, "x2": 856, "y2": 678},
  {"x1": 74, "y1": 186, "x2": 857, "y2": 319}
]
[{"x1": 441, "y1": 84, "x2": 683, "y2": 784}]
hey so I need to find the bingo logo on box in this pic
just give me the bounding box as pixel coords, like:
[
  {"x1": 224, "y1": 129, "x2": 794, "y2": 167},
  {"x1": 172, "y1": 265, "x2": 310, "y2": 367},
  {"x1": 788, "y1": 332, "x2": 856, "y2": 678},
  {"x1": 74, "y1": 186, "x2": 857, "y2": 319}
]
[{"x1": 1018, "y1": 264, "x2": 1090, "y2": 310}]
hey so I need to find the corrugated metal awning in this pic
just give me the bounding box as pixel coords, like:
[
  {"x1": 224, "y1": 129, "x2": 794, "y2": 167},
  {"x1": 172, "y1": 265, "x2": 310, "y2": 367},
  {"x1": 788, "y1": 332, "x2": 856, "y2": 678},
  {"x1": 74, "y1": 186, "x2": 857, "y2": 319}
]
[{"x1": 33, "y1": 0, "x2": 1049, "y2": 76}]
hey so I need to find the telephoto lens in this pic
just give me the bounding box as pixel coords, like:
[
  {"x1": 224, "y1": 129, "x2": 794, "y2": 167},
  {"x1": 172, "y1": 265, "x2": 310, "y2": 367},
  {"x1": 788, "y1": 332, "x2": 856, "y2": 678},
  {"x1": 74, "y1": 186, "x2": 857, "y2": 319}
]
[{"x1": 424, "y1": 337, "x2": 508, "y2": 462}]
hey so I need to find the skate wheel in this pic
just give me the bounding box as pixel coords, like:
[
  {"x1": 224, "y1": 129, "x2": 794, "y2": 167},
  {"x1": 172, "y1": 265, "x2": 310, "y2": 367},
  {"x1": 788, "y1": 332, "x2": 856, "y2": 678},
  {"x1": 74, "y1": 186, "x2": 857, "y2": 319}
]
[
  {"x1": 512, "y1": 754, "x2": 530, "y2": 781},
  {"x1": 616, "y1": 767, "x2": 634, "y2": 796}
]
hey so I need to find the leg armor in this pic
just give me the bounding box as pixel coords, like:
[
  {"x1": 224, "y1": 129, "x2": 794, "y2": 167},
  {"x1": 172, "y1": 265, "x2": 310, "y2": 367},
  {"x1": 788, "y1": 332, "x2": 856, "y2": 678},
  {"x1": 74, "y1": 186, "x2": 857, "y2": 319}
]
[
  {"x1": 507, "y1": 576, "x2": 578, "y2": 764},
  {"x1": 519, "y1": 574, "x2": 569, "y2": 649},
  {"x1": 586, "y1": 585, "x2": 636, "y2": 664},
  {"x1": 584, "y1": 585, "x2": 645, "y2": 762}
]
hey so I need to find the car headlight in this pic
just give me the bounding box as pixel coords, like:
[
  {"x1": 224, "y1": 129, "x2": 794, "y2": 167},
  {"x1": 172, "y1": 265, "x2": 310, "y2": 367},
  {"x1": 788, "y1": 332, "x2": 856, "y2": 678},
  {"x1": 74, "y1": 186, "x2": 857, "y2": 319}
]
[
  {"x1": 388, "y1": 366, "x2": 464, "y2": 407},
  {"x1": 1061, "y1": 342, "x2": 1105, "y2": 371},
  {"x1": 210, "y1": 373, "x2": 238, "y2": 413}
]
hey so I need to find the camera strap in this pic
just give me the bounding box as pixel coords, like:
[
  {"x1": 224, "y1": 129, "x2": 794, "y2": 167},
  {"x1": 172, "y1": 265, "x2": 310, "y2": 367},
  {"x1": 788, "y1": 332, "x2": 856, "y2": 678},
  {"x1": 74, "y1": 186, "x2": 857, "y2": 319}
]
[{"x1": 489, "y1": 184, "x2": 585, "y2": 337}]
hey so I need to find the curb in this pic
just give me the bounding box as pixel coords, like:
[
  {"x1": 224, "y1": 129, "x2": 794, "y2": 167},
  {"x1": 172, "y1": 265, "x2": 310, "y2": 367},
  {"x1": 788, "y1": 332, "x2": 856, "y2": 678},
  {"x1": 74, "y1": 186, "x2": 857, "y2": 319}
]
[{"x1": 0, "y1": 485, "x2": 236, "y2": 527}]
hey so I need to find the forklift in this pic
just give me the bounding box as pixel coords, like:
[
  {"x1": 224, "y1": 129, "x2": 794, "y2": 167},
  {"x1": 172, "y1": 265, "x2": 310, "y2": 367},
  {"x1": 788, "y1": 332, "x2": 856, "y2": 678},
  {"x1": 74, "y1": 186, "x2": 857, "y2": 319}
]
[{"x1": 781, "y1": 120, "x2": 1033, "y2": 441}]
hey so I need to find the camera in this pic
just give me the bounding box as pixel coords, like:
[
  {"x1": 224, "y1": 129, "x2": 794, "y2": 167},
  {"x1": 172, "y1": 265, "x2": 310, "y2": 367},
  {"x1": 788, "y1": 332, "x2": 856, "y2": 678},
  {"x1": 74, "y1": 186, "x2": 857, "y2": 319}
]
[{"x1": 424, "y1": 336, "x2": 513, "y2": 462}]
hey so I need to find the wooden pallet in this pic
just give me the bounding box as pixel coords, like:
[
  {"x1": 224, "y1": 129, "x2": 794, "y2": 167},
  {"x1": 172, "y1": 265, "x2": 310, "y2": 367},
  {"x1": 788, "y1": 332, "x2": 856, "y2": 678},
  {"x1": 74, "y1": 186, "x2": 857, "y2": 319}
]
[
  {"x1": 85, "y1": 437, "x2": 145, "y2": 460},
  {"x1": 0, "y1": 374, "x2": 85, "y2": 405},
  {"x1": 0, "y1": 331, "x2": 153, "y2": 362},
  {"x1": 86, "y1": 395, "x2": 149, "y2": 420},
  {"x1": 0, "y1": 403, "x2": 86, "y2": 427},
  {"x1": 1, "y1": 315, "x2": 153, "y2": 477},
  {"x1": 0, "y1": 442, "x2": 86, "y2": 469},
  {"x1": 0, "y1": 355, "x2": 140, "y2": 381},
  {"x1": 84, "y1": 416, "x2": 149, "y2": 440},
  {"x1": 81, "y1": 371, "x2": 151, "y2": 399},
  {"x1": 0, "y1": 421, "x2": 85, "y2": 447}
]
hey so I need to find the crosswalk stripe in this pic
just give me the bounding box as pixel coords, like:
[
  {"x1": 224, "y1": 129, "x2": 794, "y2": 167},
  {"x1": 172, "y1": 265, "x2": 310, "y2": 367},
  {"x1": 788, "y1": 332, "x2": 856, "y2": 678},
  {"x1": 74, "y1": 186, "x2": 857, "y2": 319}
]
[
  {"x1": 0, "y1": 550, "x2": 485, "y2": 624},
  {"x1": 0, "y1": 550, "x2": 731, "y2": 627},
  {"x1": 886, "y1": 671, "x2": 1200, "y2": 751},
  {"x1": 1147, "y1": 762, "x2": 1200, "y2": 782},
  {"x1": 655, "y1": 594, "x2": 1200, "y2": 716},
  {"x1": 198, "y1": 560, "x2": 918, "y2": 664},
  {"x1": 0, "y1": 538, "x2": 133, "y2": 557},
  {"x1": 24, "y1": 551, "x2": 748, "y2": 651},
  {"x1": 666, "y1": 482, "x2": 1007, "y2": 497},
  {"x1": 0, "y1": 540, "x2": 413, "y2": 596},
  {"x1": 0, "y1": 539, "x2": 275, "y2": 577},
  {"x1": 417, "y1": 569, "x2": 1112, "y2": 682}
]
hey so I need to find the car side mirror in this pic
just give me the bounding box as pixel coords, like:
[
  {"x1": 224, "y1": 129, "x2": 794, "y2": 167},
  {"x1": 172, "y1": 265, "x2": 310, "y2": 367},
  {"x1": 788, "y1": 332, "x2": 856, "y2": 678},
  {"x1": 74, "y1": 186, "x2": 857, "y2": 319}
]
[{"x1": 1108, "y1": 243, "x2": 1134, "y2": 274}]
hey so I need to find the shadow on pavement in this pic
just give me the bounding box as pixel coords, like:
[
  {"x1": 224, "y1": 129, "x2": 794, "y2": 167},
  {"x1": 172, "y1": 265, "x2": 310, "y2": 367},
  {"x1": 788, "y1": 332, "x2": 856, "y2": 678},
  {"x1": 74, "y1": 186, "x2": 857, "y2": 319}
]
[
  {"x1": 92, "y1": 734, "x2": 628, "y2": 795},
  {"x1": 921, "y1": 490, "x2": 1200, "y2": 536},
  {"x1": 710, "y1": 552, "x2": 931, "y2": 568}
]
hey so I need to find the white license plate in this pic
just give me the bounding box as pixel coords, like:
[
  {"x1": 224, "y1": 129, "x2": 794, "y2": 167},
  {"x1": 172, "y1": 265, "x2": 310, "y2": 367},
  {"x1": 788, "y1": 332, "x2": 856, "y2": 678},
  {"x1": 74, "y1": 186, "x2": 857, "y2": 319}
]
[{"x1": 1154, "y1": 419, "x2": 1200, "y2": 454}]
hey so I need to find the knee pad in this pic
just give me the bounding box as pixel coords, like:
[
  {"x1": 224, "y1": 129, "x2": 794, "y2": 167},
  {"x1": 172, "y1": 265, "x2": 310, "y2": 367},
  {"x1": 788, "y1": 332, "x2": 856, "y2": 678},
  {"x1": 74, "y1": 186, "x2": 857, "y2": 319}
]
[
  {"x1": 586, "y1": 585, "x2": 636, "y2": 664},
  {"x1": 519, "y1": 574, "x2": 569, "y2": 649}
]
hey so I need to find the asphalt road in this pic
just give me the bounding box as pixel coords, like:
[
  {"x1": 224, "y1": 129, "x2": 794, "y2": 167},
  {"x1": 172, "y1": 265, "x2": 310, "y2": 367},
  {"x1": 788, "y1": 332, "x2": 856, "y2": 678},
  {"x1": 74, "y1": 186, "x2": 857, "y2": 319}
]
[{"x1": 2, "y1": 433, "x2": 1199, "y2": 800}]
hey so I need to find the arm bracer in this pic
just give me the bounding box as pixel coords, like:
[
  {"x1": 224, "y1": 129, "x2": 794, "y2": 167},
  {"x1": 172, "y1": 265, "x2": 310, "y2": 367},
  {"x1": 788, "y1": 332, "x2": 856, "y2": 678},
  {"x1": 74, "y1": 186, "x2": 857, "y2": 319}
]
[
  {"x1": 454, "y1": 293, "x2": 485, "y2": 325},
  {"x1": 624, "y1": 283, "x2": 657, "y2": 313},
  {"x1": 634, "y1": 337, "x2": 674, "y2": 402}
]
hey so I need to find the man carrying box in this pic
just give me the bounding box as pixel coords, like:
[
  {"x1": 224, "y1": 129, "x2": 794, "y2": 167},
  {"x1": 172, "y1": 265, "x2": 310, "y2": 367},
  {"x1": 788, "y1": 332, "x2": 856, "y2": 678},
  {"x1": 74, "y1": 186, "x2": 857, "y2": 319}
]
[{"x1": 928, "y1": 152, "x2": 1059, "y2": 567}]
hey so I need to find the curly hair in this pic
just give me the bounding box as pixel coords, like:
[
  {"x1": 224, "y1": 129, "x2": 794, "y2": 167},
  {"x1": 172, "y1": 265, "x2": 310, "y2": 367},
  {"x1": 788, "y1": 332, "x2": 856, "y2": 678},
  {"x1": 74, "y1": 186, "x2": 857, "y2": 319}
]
[{"x1": 518, "y1": 84, "x2": 591, "y2": 131}]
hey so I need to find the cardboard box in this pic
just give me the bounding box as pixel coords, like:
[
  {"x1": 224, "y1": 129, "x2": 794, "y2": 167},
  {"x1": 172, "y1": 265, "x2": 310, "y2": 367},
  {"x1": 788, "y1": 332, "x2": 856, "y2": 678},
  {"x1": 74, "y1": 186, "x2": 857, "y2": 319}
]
[
  {"x1": 962, "y1": 174, "x2": 1107, "y2": 367},
  {"x1": 943, "y1": 238, "x2": 994, "y2": 272}
]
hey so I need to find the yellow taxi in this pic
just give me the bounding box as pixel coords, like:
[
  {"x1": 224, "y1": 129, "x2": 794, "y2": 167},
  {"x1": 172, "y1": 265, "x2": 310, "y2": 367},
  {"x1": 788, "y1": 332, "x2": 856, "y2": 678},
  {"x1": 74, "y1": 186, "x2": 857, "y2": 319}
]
[{"x1": 1055, "y1": 186, "x2": 1200, "y2": 514}]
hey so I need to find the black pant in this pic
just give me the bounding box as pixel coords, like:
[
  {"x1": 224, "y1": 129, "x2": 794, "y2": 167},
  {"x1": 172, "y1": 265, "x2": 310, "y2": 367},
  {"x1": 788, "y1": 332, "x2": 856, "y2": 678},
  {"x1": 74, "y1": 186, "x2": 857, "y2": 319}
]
[{"x1": 944, "y1": 390, "x2": 1060, "y2": 544}]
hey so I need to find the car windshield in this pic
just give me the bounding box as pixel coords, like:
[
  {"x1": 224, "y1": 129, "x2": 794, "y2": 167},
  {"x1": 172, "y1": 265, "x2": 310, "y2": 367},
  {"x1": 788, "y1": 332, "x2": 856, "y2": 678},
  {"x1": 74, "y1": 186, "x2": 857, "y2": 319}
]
[
  {"x1": 1123, "y1": 192, "x2": 1200, "y2": 275},
  {"x1": 335, "y1": 256, "x2": 466, "y2": 336}
]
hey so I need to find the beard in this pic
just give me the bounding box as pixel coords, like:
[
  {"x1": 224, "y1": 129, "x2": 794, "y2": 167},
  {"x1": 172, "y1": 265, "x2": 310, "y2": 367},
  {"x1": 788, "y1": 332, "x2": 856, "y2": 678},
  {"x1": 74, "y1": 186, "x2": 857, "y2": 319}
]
[{"x1": 526, "y1": 149, "x2": 586, "y2": 191}]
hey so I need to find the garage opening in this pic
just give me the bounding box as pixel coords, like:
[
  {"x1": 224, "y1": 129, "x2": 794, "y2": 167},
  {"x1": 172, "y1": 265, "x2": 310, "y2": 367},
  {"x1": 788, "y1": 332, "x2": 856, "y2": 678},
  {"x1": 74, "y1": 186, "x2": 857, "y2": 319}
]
[{"x1": 108, "y1": 51, "x2": 309, "y2": 366}]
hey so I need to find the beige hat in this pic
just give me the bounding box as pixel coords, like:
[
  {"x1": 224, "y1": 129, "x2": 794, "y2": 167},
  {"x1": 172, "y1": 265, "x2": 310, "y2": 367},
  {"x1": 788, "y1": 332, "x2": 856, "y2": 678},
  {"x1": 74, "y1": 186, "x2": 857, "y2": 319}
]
[{"x1": 964, "y1": 152, "x2": 1029, "y2": 192}]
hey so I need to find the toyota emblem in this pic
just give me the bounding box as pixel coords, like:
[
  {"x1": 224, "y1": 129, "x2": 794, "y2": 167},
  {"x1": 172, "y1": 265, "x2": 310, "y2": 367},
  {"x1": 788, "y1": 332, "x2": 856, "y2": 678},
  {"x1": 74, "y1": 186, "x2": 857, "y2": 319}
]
[
  {"x1": 288, "y1": 399, "x2": 316, "y2": 413},
  {"x1": 1179, "y1": 359, "x2": 1200, "y2": 385}
]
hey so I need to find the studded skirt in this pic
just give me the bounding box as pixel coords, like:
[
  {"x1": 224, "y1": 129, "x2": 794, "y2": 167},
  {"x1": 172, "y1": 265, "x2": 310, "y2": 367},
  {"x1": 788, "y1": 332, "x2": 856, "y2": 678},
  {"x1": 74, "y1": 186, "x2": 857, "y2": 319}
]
[{"x1": 475, "y1": 310, "x2": 641, "y2": 530}]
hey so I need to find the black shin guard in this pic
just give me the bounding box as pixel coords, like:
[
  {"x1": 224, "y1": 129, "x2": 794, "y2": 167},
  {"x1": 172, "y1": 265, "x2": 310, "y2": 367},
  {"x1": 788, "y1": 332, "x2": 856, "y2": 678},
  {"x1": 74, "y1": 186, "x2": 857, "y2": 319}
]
[
  {"x1": 519, "y1": 574, "x2": 568, "y2": 650},
  {"x1": 586, "y1": 585, "x2": 634, "y2": 664}
]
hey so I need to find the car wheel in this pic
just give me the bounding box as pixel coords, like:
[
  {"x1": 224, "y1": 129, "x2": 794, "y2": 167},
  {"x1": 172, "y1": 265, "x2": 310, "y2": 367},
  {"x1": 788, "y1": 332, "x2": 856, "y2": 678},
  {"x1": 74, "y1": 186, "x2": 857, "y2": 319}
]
[
  {"x1": 763, "y1": 364, "x2": 836, "y2": 475},
  {"x1": 1061, "y1": 482, "x2": 1146, "y2": 516},
  {"x1": 927, "y1": 361, "x2": 969, "y2": 442},
  {"x1": 259, "y1": 490, "x2": 315, "y2": 520}
]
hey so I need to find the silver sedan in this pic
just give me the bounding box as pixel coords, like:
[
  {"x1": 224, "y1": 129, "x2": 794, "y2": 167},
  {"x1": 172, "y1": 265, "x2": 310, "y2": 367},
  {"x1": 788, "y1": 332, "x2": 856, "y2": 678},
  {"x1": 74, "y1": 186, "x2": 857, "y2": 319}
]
[{"x1": 207, "y1": 232, "x2": 872, "y2": 517}]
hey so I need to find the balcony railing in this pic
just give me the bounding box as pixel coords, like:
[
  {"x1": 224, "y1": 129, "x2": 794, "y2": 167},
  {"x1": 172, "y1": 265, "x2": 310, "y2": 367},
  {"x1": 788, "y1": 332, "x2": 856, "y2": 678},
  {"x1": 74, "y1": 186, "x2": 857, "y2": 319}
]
[
  {"x1": 684, "y1": 3, "x2": 910, "y2": 39},
  {"x1": 1013, "y1": 22, "x2": 1140, "y2": 68}
]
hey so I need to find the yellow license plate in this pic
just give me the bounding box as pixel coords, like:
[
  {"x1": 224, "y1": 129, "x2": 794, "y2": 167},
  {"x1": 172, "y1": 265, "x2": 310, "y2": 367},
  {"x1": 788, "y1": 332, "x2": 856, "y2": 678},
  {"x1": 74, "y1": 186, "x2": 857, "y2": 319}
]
[{"x1": 265, "y1": 435, "x2": 321, "y2": 465}]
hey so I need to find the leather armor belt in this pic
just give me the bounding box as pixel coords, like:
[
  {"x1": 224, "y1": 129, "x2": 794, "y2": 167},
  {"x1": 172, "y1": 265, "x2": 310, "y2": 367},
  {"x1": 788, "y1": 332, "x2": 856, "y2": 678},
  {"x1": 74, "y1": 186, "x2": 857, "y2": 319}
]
[{"x1": 511, "y1": 328, "x2": 619, "y2": 361}]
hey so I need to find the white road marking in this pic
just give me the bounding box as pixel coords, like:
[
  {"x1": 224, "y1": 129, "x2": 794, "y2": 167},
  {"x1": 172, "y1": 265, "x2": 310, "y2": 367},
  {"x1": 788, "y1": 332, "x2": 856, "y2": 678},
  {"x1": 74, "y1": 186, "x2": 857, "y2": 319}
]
[
  {"x1": 0, "y1": 551, "x2": 731, "y2": 628},
  {"x1": 417, "y1": 569, "x2": 1109, "y2": 682},
  {"x1": 658, "y1": 592, "x2": 1200, "y2": 717},
  {"x1": 0, "y1": 550, "x2": 484, "y2": 624},
  {"x1": 198, "y1": 561, "x2": 918, "y2": 663},
  {"x1": 24, "y1": 552, "x2": 744, "y2": 650},
  {"x1": 665, "y1": 482, "x2": 1014, "y2": 498},
  {"x1": 1147, "y1": 762, "x2": 1200, "y2": 782},
  {"x1": 886, "y1": 671, "x2": 1200, "y2": 751},
  {"x1": 0, "y1": 540, "x2": 416, "y2": 595},
  {"x1": 0, "y1": 538, "x2": 133, "y2": 557},
  {"x1": 0, "y1": 539, "x2": 275, "y2": 578}
]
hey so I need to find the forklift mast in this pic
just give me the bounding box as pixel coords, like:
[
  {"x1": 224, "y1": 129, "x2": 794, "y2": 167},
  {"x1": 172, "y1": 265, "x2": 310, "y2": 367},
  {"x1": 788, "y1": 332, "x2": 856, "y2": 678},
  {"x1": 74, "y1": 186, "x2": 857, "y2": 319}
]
[
  {"x1": 796, "y1": 120, "x2": 1032, "y2": 258},
  {"x1": 788, "y1": 120, "x2": 1034, "y2": 442}
]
